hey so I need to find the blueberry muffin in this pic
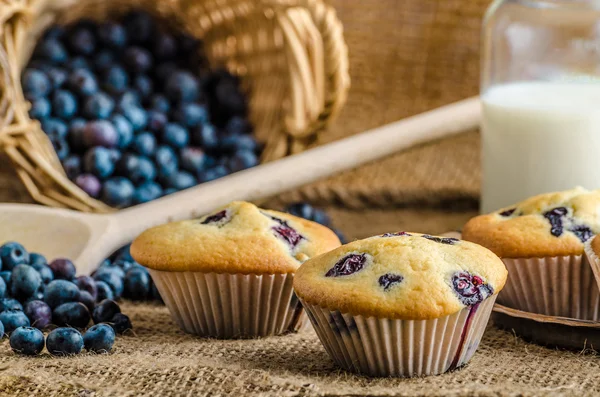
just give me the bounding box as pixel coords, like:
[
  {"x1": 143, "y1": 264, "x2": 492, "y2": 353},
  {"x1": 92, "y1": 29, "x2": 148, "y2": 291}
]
[
  {"x1": 294, "y1": 232, "x2": 507, "y2": 377},
  {"x1": 463, "y1": 187, "x2": 600, "y2": 320},
  {"x1": 131, "y1": 201, "x2": 341, "y2": 338}
]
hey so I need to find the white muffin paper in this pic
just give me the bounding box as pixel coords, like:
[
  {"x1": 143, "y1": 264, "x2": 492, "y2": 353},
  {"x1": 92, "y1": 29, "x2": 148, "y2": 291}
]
[
  {"x1": 149, "y1": 269, "x2": 307, "y2": 338},
  {"x1": 584, "y1": 242, "x2": 600, "y2": 307},
  {"x1": 300, "y1": 295, "x2": 496, "y2": 377},
  {"x1": 498, "y1": 255, "x2": 600, "y2": 321}
]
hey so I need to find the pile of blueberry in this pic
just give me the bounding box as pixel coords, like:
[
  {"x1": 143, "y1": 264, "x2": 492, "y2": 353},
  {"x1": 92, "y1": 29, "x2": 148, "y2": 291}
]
[
  {"x1": 23, "y1": 11, "x2": 260, "y2": 208},
  {"x1": 0, "y1": 241, "x2": 134, "y2": 356},
  {"x1": 284, "y1": 202, "x2": 346, "y2": 243}
]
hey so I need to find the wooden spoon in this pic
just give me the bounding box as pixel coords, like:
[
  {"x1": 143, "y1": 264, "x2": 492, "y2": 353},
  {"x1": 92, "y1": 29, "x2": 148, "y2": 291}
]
[{"x1": 0, "y1": 97, "x2": 480, "y2": 274}]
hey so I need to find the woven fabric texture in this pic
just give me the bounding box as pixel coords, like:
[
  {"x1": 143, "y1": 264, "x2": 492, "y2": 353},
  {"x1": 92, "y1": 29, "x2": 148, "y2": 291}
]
[{"x1": 0, "y1": 302, "x2": 598, "y2": 397}]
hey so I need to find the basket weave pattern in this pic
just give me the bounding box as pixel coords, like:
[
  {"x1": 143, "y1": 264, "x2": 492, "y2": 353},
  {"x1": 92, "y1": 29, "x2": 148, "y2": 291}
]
[{"x1": 0, "y1": 0, "x2": 349, "y2": 212}]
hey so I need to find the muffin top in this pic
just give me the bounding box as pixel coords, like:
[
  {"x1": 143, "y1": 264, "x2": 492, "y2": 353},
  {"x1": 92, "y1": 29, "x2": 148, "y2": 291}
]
[
  {"x1": 293, "y1": 232, "x2": 507, "y2": 320},
  {"x1": 131, "y1": 201, "x2": 341, "y2": 273},
  {"x1": 463, "y1": 187, "x2": 600, "y2": 258}
]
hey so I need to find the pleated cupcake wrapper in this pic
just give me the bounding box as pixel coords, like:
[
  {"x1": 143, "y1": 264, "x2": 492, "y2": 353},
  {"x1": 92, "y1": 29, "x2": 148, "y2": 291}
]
[
  {"x1": 300, "y1": 295, "x2": 496, "y2": 377},
  {"x1": 497, "y1": 255, "x2": 600, "y2": 321},
  {"x1": 149, "y1": 270, "x2": 307, "y2": 338},
  {"x1": 584, "y1": 243, "x2": 600, "y2": 304}
]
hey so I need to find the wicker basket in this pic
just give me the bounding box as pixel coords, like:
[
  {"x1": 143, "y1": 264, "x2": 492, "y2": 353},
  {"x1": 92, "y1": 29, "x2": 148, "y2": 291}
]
[{"x1": 0, "y1": 0, "x2": 349, "y2": 212}]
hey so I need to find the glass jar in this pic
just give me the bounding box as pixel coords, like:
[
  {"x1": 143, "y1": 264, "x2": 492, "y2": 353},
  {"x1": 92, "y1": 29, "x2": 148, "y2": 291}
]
[{"x1": 480, "y1": 0, "x2": 600, "y2": 213}]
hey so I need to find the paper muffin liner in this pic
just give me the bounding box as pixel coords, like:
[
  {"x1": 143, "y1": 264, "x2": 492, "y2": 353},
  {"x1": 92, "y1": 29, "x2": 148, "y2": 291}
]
[
  {"x1": 584, "y1": 242, "x2": 600, "y2": 302},
  {"x1": 497, "y1": 255, "x2": 600, "y2": 321},
  {"x1": 299, "y1": 295, "x2": 496, "y2": 377},
  {"x1": 149, "y1": 269, "x2": 307, "y2": 338}
]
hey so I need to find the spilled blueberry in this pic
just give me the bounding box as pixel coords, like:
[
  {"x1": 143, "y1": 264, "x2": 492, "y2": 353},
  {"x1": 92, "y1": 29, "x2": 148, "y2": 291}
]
[
  {"x1": 9, "y1": 326, "x2": 45, "y2": 355},
  {"x1": 46, "y1": 327, "x2": 84, "y2": 355}
]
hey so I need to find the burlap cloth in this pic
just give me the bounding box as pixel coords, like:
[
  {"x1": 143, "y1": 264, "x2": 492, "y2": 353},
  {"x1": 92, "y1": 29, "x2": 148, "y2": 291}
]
[{"x1": 3, "y1": 0, "x2": 598, "y2": 395}]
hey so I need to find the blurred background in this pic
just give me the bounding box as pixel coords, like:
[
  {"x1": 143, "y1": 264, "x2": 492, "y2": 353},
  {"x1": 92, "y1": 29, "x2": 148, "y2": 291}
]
[{"x1": 0, "y1": 0, "x2": 490, "y2": 239}]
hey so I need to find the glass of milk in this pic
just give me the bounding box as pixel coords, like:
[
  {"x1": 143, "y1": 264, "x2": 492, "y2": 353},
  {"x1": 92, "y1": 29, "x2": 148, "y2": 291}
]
[{"x1": 480, "y1": 0, "x2": 600, "y2": 213}]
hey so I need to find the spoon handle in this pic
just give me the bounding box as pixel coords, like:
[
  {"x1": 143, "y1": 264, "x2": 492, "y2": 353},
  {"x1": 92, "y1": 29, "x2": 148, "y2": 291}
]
[{"x1": 111, "y1": 96, "x2": 481, "y2": 243}]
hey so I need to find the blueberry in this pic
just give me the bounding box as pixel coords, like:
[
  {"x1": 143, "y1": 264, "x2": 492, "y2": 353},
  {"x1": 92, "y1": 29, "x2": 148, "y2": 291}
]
[
  {"x1": 98, "y1": 21, "x2": 127, "y2": 48},
  {"x1": 42, "y1": 118, "x2": 68, "y2": 138},
  {"x1": 422, "y1": 235, "x2": 460, "y2": 245},
  {"x1": 215, "y1": 78, "x2": 247, "y2": 115},
  {"x1": 268, "y1": 217, "x2": 305, "y2": 248},
  {"x1": 44, "y1": 279, "x2": 79, "y2": 309},
  {"x1": 378, "y1": 273, "x2": 404, "y2": 291},
  {"x1": 191, "y1": 123, "x2": 219, "y2": 150},
  {"x1": 92, "y1": 299, "x2": 121, "y2": 324},
  {"x1": 116, "y1": 91, "x2": 140, "y2": 110},
  {"x1": 98, "y1": 262, "x2": 125, "y2": 279},
  {"x1": 224, "y1": 116, "x2": 251, "y2": 135},
  {"x1": 50, "y1": 136, "x2": 70, "y2": 160},
  {"x1": 0, "y1": 276, "x2": 5, "y2": 299},
  {"x1": 132, "y1": 181, "x2": 163, "y2": 204},
  {"x1": 46, "y1": 327, "x2": 83, "y2": 355},
  {"x1": 83, "y1": 92, "x2": 115, "y2": 120},
  {"x1": 46, "y1": 67, "x2": 68, "y2": 89},
  {"x1": 49, "y1": 258, "x2": 76, "y2": 280},
  {"x1": 499, "y1": 208, "x2": 516, "y2": 217},
  {"x1": 74, "y1": 174, "x2": 102, "y2": 198},
  {"x1": 29, "y1": 97, "x2": 51, "y2": 119},
  {"x1": 75, "y1": 275, "x2": 97, "y2": 299},
  {"x1": 133, "y1": 74, "x2": 153, "y2": 97},
  {"x1": 110, "y1": 114, "x2": 134, "y2": 149},
  {"x1": 0, "y1": 242, "x2": 29, "y2": 271},
  {"x1": 570, "y1": 225, "x2": 594, "y2": 243},
  {"x1": 154, "y1": 145, "x2": 178, "y2": 177},
  {"x1": 124, "y1": 46, "x2": 153, "y2": 73},
  {"x1": 114, "y1": 245, "x2": 134, "y2": 263},
  {"x1": 95, "y1": 281, "x2": 114, "y2": 302},
  {"x1": 325, "y1": 254, "x2": 368, "y2": 277},
  {"x1": 29, "y1": 253, "x2": 46, "y2": 267},
  {"x1": 124, "y1": 11, "x2": 155, "y2": 44},
  {"x1": 131, "y1": 132, "x2": 156, "y2": 157},
  {"x1": 165, "y1": 71, "x2": 199, "y2": 102},
  {"x1": 154, "y1": 61, "x2": 177, "y2": 83},
  {"x1": 173, "y1": 103, "x2": 208, "y2": 127},
  {"x1": 84, "y1": 147, "x2": 115, "y2": 179},
  {"x1": 84, "y1": 323, "x2": 116, "y2": 353},
  {"x1": 149, "y1": 94, "x2": 170, "y2": 113},
  {"x1": 66, "y1": 56, "x2": 91, "y2": 71},
  {"x1": 167, "y1": 171, "x2": 196, "y2": 191},
  {"x1": 10, "y1": 264, "x2": 42, "y2": 300},
  {"x1": 78, "y1": 290, "x2": 95, "y2": 313},
  {"x1": 163, "y1": 188, "x2": 177, "y2": 196},
  {"x1": 83, "y1": 120, "x2": 118, "y2": 148},
  {"x1": 124, "y1": 267, "x2": 150, "y2": 300},
  {"x1": 31, "y1": 263, "x2": 53, "y2": 284},
  {"x1": 197, "y1": 165, "x2": 229, "y2": 183},
  {"x1": 120, "y1": 106, "x2": 147, "y2": 131},
  {"x1": 103, "y1": 66, "x2": 129, "y2": 95},
  {"x1": 220, "y1": 135, "x2": 259, "y2": 153},
  {"x1": 93, "y1": 268, "x2": 124, "y2": 297},
  {"x1": 286, "y1": 203, "x2": 327, "y2": 224},
  {"x1": 62, "y1": 155, "x2": 81, "y2": 180},
  {"x1": 145, "y1": 110, "x2": 167, "y2": 133},
  {"x1": 31, "y1": 287, "x2": 45, "y2": 302},
  {"x1": 228, "y1": 150, "x2": 258, "y2": 172},
  {"x1": 94, "y1": 50, "x2": 116, "y2": 72},
  {"x1": 180, "y1": 147, "x2": 206, "y2": 173},
  {"x1": 68, "y1": 26, "x2": 96, "y2": 55},
  {"x1": 22, "y1": 69, "x2": 51, "y2": 99},
  {"x1": 68, "y1": 68, "x2": 98, "y2": 96},
  {"x1": 67, "y1": 118, "x2": 87, "y2": 150},
  {"x1": 132, "y1": 156, "x2": 156, "y2": 185},
  {"x1": 452, "y1": 272, "x2": 494, "y2": 306},
  {"x1": 110, "y1": 313, "x2": 132, "y2": 334},
  {"x1": 153, "y1": 32, "x2": 177, "y2": 59},
  {"x1": 0, "y1": 310, "x2": 30, "y2": 334},
  {"x1": 24, "y1": 300, "x2": 52, "y2": 329},
  {"x1": 0, "y1": 272, "x2": 11, "y2": 288},
  {"x1": 44, "y1": 26, "x2": 65, "y2": 40},
  {"x1": 162, "y1": 123, "x2": 189, "y2": 148},
  {"x1": 101, "y1": 177, "x2": 135, "y2": 208},
  {"x1": 9, "y1": 326, "x2": 45, "y2": 355},
  {"x1": 0, "y1": 298, "x2": 22, "y2": 312},
  {"x1": 51, "y1": 90, "x2": 78, "y2": 119},
  {"x1": 0, "y1": 320, "x2": 3, "y2": 338},
  {"x1": 53, "y1": 302, "x2": 90, "y2": 328}
]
